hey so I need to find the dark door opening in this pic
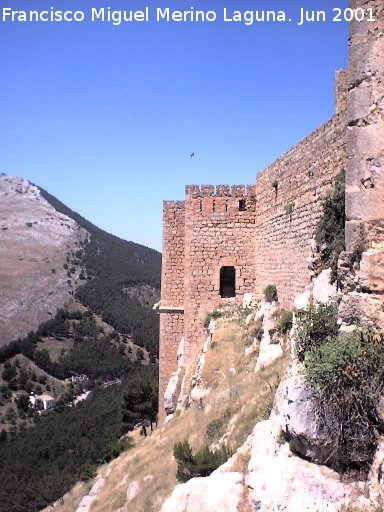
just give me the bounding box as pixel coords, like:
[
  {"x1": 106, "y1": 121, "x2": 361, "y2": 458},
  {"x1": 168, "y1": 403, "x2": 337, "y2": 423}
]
[{"x1": 220, "y1": 266, "x2": 236, "y2": 298}]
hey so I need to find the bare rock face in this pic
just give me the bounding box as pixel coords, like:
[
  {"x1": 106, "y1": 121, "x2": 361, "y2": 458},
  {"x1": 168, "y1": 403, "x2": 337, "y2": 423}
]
[
  {"x1": 164, "y1": 370, "x2": 180, "y2": 416},
  {"x1": 255, "y1": 301, "x2": 283, "y2": 372},
  {"x1": 160, "y1": 472, "x2": 244, "y2": 512},
  {"x1": 367, "y1": 436, "x2": 384, "y2": 509},
  {"x1": 312, "y1": 268, "x2": 337, "y2": 304},
  {"x1": 293, "y1": 290, "x2": 311, "y2": 311},
  {"x1": 246, "y1": 418, "x2": 370, "y2": 512},
  {"x1": 126, "y1": 480, "x2": 140, "y2": 502},
  {"x1": 0, "y1": 175, "x2": 88, "y2": 345},
  {"x1": 244, "y1": 366, "x2": 384, "y2": 512},
  {"x1": 282, "y1": 370, "x2": 333, "y2": 464},
  {"x1": 76, "y1": 475, "x2": 106, "y2": 512},
  {"x1": 242, "y1": 292, "x2": 259, "y2": 310}
]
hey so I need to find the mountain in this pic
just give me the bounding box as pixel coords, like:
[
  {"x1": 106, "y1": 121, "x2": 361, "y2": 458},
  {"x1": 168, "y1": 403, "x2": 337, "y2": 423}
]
[
  {"x1": 0, "y1": 175, "x2": 87, "y2": 346},
  {"x1": 0, "y1": 174, "x2": 161, "y2": 512},
  {"x1": 0, "y1": 174, "x2": 161, "y2": 354},
  {"x1": 37, "y1": 184, "x2": 161, "y2": 354}
]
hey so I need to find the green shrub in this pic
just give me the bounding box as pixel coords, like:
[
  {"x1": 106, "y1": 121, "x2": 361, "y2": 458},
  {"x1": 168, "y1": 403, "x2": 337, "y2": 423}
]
[
  {"x1": 264, "y1": 285, "x2": 278, "y2": 303},
  {"x1": 79, "y1": 463, "x2": 97, "y2": 481},
  {"x1": 295, "y1": 303, "x2": 338, "y2": 361},
  {"x1": 279, "y1": 310, "x2": 293, "y2": 334},
  {"x1": 351, "y1": 241, "x2": 365, "y2": 267},
  {"x1": 174, "y1": 440, "x2": 231, "y2": 482},
  {"x1": 315, "y1": 171, "x2": 345, "y2": 269},
  {"x1": 244, "y1": 318, "x2": 263, "y2": 346},
  {"x1": 303, "y1": 331, "x2": 384, "y2": 472},
  {"x1": 205, "y1": 409, "x2": 231, "y2": 442},
  {"x1": 284, "y1": 202, "x2": 294, "y2": 215},
  {"x1": 204, "y1": 309, "x2": 224, "y2": 329}
]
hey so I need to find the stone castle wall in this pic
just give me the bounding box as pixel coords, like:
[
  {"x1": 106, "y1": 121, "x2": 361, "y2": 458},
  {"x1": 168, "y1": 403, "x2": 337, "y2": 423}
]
[
  {"x1": 158, "y1": 201, "x2": 185, "y2": 423},
  {"x1": 158, "y1": 91, "x2": 348, "y2": 420},
  {"x1": 160, "y1": 201, "x2": 185, "y2": 308},
  {"x1": 158, "y1": 0, "x2": 383, "y2": 420},
  {"x1": 255, "y1": 112, "x2": 347, "y2": 308},
  {"x1": 339, "y1": 0, "x2": 384, "y2": 329},
  {"x1": 183, "y1": 185, "x2": 257, "y2": 361},
  {"x1": 334, "y1": 69, "x2": 348, "y2": 115}
]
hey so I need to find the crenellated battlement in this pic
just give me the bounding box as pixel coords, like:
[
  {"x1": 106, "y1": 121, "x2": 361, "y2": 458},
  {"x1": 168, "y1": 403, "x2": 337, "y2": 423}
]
[
  {"x1": 163, "y1": 200, "x2": 185, "y2": 216},
  {"x1": 185, "y1": 184, "x2": 256, "y2": 198},
  {"x1": 163, "y1": 200, "x2": 185, "y2": 207}
]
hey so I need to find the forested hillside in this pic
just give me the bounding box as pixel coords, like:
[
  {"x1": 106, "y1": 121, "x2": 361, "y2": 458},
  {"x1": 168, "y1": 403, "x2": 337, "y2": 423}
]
[
  {"x1": 0, "y1": 368, "x2": 158, "y2": 512},
  {"x1": 0, "y1": 302, "x2": 159, "y2": 512},
  {"x1": 0, "y1": 178, "x2": 162, "y2": 512},
  {"x1": 38, "y1": 187, "x2": 161, "y2": 354}
]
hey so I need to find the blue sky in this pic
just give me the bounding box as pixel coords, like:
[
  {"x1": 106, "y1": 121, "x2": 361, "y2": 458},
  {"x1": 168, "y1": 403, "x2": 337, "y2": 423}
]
[{"x1": 0, "y1": 0, "x2": 348, "y2": 251}]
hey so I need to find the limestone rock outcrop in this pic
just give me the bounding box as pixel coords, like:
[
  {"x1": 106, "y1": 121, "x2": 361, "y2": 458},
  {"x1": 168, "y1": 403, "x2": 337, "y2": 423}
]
[
  {"x1": 160, "y1": 471, "x2": 244, "y2": 512},
  {"x1": 0, "y1": 175, "x2": 87, "y2": 345},
  {"x1": 164, "y1": 371, "x2": 180, "y2": 416},
  {"x1": 255, "y1": 301, "x2": 283, "y2": 371},
  {"x1": 246, "y1": 417, "x2": 370, "y2": 512},
  {"x1": 281, "y1": 370, "x2": 332, "y2": 464}
]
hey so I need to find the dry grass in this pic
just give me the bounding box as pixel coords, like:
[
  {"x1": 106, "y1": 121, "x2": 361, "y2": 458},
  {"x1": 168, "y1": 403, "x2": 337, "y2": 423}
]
[
  {"x1": 201, "y1": 323, "x2": 250, "y2": 387},
  {"x1": 52, "y1": 312, "x2": 289, "y2": 512},
  {"x1": 40, "y1": 480, "x2": 92, "y2": 512},
  {"x1": 89, "y1": 409, "x2": 207, "y2": 512},
  {"x1": 200, "y1": 316, "x2": 288, "y2": 451},
  {"x1": 38, "y1": 336, "x2": 74, "y2": 362}
]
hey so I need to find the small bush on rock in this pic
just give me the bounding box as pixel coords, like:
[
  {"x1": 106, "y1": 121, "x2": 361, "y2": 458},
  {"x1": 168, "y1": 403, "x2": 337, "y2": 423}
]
[
  {"x1": 303, "y1": 330, "x2": 384, "y2": 472},
  {"x1": 244, "y1": 318, "x2": 263, "y2": 346},
  {"x1": 264, "y1": 285, "x2": 278, "y2": 303},
  {"x1": 295, "y1": 303, "x2": 338, "y2": 361},
  {"x1": 279, "y1": 310, "x2": 293, "y2": 334},
  {"x1": 204, "y1": 309, "x2": 223, "y2": 329},
  {"x1": 315, "y1": 171, "x2": 345, "y2": 272},
  {"x1": 284, "y1": 202, "x2": 294, "y2": 215},
  {"x1": 174, "y1": 440, "x2": 231, "y2": 482}
]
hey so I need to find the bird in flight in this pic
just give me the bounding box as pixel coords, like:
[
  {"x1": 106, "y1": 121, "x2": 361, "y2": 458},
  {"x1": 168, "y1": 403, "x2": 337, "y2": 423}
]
[{"x1": 190, "y1": 152, "x2": 195, "y2": 159}]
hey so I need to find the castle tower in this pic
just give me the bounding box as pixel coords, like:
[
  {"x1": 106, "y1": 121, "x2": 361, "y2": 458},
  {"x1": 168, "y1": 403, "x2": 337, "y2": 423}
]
[
  {"x1": 158, "y1": 185, "x2": 257, "y2": 422},
  {"x1": 183, "y1": 185, "x2": 257, "y2": 362},
  {"x1": 158, "y1": 200, "x2": 185, "y2": 424},
  {"x1": 339, "y1": 0, "x2": 384, "y2": 328}
]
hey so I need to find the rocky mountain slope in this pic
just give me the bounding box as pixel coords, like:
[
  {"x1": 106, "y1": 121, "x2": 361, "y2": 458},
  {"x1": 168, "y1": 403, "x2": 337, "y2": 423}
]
[
  {"x1": 49, "y1": 270, "x2": 384, "y2": 512},
  {"x1": 0, "y1": 174, "x2": 161, "y2": 351},
  {"x1": 0, "y1": 175, "x2": 87, "y2": 346}
]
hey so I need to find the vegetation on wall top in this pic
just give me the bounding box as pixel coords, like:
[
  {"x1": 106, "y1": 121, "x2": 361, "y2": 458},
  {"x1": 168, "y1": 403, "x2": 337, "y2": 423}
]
[
  {"x1": 264, "y1": 284, "x2": 278, "y2": 303},
  {"x1": 315, "y1": 170, "x2": 345, "y2": 280}
]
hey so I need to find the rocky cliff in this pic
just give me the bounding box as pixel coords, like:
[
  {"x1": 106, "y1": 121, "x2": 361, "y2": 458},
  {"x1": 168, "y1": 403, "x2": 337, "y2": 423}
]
[{"x1": 0, "y1": 175, "x2": 87, "y2": 346}]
